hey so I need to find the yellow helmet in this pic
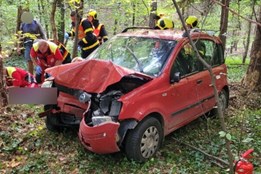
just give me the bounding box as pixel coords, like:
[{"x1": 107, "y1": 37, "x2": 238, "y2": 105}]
[
  {"x1": 156, "y1": 17, "x2": 174, "y2": 30},
  {"x1": 87, "y1": 9, "x2": 97, "y2": 19},
  {"x1": 185, "y1": 16, "x2": 198, "y2": 28}
]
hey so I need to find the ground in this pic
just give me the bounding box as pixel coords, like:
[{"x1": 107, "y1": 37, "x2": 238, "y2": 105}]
[{"x1": 0, "y1": 81, "x2": 260, "y2": 173}]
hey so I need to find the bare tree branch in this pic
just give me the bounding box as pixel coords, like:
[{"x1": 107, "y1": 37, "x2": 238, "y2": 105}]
[{"x1": 172, "y1": 0, "x2": 235, "y2": 173}]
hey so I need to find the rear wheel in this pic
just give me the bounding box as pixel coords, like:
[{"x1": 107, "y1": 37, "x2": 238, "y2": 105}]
[
  {"x1": 124, "y1": 117, "x2": 163, "y2": 162},
  {"x1": 211, "y1": 89, "x2": 229, "y2": 116},
  {"x1": 218, "y1": 89, "x2": 229, "y2": 112}
]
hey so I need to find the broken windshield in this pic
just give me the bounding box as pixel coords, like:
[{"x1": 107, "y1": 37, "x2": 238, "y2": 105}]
[{"x1": 88, "y1": 36, "x2": 177, "y2": 77}]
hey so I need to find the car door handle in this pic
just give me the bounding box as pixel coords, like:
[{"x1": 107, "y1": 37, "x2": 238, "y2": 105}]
[{"x1": 196, "y1": 79, "x2": 202, "y2": 84}]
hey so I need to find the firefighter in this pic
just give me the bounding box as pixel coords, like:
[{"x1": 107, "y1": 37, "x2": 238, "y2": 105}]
[
  {"x1": 3, "y1": 66, "x2": 38, "y2": 87},
  {"x1": 86, "y1": 9, "x2": 108, "y2": 44},
  {"x1": 17, "y1": 12, "x2": 46, "y2": 75},
  {"x1": 30, "y1": 39, "x2": 64, "y2": 83},
  {"x1": 153, "y1": 12, "x2": 164, "y2": 27},
  {"x1": 185, "y1": 16, "x2": 198, "y2": 29},
  {"x1": 155, "y1": 17, "x2": 174, "y2": 30},
  {"x1": 65, "y1": 11, "x2": 99, "y2": 58}
]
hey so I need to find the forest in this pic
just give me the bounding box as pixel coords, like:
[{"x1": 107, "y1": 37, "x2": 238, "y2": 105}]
[{"x1": 0, "y1": 0, "x2": 261, "y2": 173}]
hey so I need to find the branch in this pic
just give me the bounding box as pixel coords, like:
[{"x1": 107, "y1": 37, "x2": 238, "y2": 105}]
[
  {"x1": 172, "y1": 138, "x2": 229, "y2": 167},
  {"x1": 172, "y1": 0, "x2": 235, "y2": 173},
  {"x1": 212, "y1": 0, "x2": 261, "y2": 27}
]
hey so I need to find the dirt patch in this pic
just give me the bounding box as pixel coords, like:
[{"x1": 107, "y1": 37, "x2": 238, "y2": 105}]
[{"x1": 229, "y1": 82, "x2": 261, "y2": 110}]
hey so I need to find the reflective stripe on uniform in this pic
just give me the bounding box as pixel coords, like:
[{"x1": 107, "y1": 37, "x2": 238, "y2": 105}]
[
  {"x1": 84, "y1": 28, "x2": 93, "y2": 34},
  {"x1": 82, "y1": 41, "x2": 99, "y2": 50},
  {"x1": 82, "y1": 38, "x2": 88, "y2": 44},
  {"x1": 93, "y1": 24, "x2": 103, "y2": 37},
  {"x1": 33, "y1": 41, "x2": 58, "y2": 54},
  {"x1": 6, "y1": 67, "x2": 16, "y2": 77}
]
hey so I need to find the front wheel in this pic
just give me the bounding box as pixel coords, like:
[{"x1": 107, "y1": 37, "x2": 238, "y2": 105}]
[
  {"x1": 124, "y1": 117, "x2": 163, "y2": 162},
  {"x1": 46, "y1": 114, "x2": 61, "y2": 132},
  {"x1": 44, "y1": 105, "x2": 61, "y2": 132}
]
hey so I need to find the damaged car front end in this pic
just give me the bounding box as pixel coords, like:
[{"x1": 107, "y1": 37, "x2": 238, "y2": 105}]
[{"x1": 42, "y1": 32, "x2": 175, "y2": 156}]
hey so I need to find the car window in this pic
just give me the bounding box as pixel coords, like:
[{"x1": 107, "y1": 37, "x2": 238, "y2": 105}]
[
  {"x1": 171, "y1": 39, "x2": 225, "y2": 78},
  {"x1": 88, "y1": 36, "x2": 176, "y2": 77},
  {"x1": 172, "y1": 42, "x2": 202, "y2": 77},
  {"x1": 195, "y1": 39, "x2": 224, "y2": 67}
]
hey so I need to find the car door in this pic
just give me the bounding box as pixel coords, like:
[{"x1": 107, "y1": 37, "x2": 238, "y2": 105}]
[
  {"x1": 193, "y1": 39, "x2": 226, "y2": 112},
  {"x1": 166, "y1": 42, "x2": 204, "y2": 131}
]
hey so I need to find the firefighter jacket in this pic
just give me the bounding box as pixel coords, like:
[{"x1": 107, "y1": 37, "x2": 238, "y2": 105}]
[
  {"x1": 5, "y1": 67, "x2": 33, "y2": 87},
  {"x1": 57, "y1": 42, "x2": 71, "y2": 64},
  {"x1": 92, "y1": 20, "x2": 108, "y2": 44},
  {"x1": 30, "y1": 41, "x2": 64, "y2": 69},
  {"x1": 68, "y1": 18, "x2": 99, "y2": 51}
]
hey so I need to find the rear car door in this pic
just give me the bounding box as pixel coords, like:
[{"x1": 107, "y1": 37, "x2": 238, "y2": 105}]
[{"x1": 193, "y1": 39, "x2": 226, "y2": 112}]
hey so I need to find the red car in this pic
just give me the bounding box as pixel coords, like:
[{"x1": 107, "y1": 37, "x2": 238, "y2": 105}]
[{"x1": 42, "y1": 28, "x2": 229, "y2": 162}]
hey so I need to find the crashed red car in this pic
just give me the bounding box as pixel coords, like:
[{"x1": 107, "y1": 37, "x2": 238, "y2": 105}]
[{"x1": 42, "y1": 28, "x2": 229, "y2": 162}]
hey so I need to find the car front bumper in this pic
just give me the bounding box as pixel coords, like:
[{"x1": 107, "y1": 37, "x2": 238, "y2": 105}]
[{"x1": 78, "y1": 117, "x2": 120, "y2": 154}]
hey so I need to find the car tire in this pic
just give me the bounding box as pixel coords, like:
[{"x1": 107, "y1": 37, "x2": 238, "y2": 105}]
[
  {"x1": 218, "y1": 89, "x2": 229, "y2": 112},
  {"x1": 46, "y1": 115, "x2": 61, "y2": 132},
  {"x1": 44, "y1": 105, "x2": 61, "y2": 132},
  {"x1": 124, "y1": 117, "x2": 163, "y2": 162}
]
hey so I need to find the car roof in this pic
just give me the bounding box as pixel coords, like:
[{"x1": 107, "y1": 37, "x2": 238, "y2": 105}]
[{"x1": 117, "y1": 28, "x2": 221, "y2": 43}]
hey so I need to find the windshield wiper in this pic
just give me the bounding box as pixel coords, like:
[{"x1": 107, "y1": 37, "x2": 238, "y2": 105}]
[{"x1": 124, "y1": 45, "x2": 143, "y2": 72}]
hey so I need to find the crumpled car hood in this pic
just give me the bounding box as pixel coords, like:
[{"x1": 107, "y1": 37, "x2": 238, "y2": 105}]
[{"x1": 46, "y1": 59, "x2": 152, "y2": 93}]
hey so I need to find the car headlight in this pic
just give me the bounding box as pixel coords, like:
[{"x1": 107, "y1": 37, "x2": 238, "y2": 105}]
[
  {"x1": 78, "y1": 92, "x2": 91, "y2": 103},
  {"x1": 92, "y1": 116, "x2": 113, "y2": 126},
  {"x1": 41, "y1": 80, "x2": 53, "y2": 88}
]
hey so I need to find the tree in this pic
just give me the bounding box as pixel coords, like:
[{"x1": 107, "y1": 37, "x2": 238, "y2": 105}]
[
  {"x1": 219, "y1": 0, "x2": 230, "y2": 50},
  {"x1": 242, "y1": 1, "x2": 256, "y2": 64},
  {"x1": 0, "y1": 54, "x2": 7, "y2": 107},
  {"x1": 149, "y1": 0, "x2": 157, "y2": 28},
  {"x1": 243, "y1": 6, "x2": 261, "y2": 91},
  {"x1": 50, "y1": 0, "x2": 58, "y2": 41}
]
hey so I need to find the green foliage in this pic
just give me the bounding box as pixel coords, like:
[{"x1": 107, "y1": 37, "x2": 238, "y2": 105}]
[{"x1": 226, "y1": 56, "x2": 249, "y2": 82}]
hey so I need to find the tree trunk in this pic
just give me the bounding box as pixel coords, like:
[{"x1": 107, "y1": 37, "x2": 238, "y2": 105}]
[
  {"x1": 242, "y1": 1, "x2": 256, "y2": 64},
  {"x1": 58, "y1": 0, "x2": 65, "y2": 44},
  {"x1": 50, "y1": 0, "x2": 58, "y2": 41},
  {"x1": 16, "y1": 6, "x2": 23, "y2": 33},
  {"x1": 219, "y1": 0, "x2": 230, "y2": 50},
  {"x1": 40, "y1": 0, "x2": 49, "y2": 39},
  {"x1": 242, "y1": 6, "x2": 261, "y2": 91},
  {"x1": 0, "y1": 54, "x2": 8, "y2": 107},
  {"x1": 72, "y1": 0, "x2": 84, "y2": 58},
  {"x1": 132, "y1": 2, "x2": 136, "y2": 26},
  {"x1": 149, "y1": 0, "x2": 157, "y2": 28}
]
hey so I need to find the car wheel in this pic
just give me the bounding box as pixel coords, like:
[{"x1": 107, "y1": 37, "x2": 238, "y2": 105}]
[
  {"x1": 218, "y1": 89, "x2": 229, "y2": 112},
  {"x1": 210, "y1": 89, "x2": 229, "y2": 116},
  {"x1": 124, "y1": 117, "x2": 163, "y2": 162},
  {"x1": 44, "y1": 105, "x2": 61, "y2": 132},
  {"x1": 46, "y1": 115, "x2": 61, "y2": 132}
]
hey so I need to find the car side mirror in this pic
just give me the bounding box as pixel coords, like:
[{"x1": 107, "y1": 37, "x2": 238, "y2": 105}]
[{"x1": 170, "y1": 72, "x2": 181, "y2": 84}]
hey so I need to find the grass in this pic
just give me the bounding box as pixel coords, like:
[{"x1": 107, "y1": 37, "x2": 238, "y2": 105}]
[
  {"x1": 225, "y1": 56, "x2": 249, "y2": 83},
  {"x1": 1, "y1": 55, "x2": 260, "y2": 173}
]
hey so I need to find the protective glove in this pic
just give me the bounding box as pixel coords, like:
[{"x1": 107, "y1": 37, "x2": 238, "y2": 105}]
[
  {"x1": 35, "y1": 66, "x2": 42, "y2": 75},
  {"x1": 64, "y1": 33, "x2": 69, "y2": 40}
]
